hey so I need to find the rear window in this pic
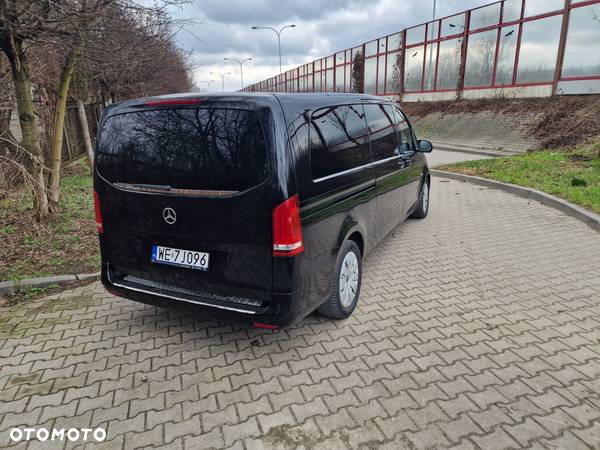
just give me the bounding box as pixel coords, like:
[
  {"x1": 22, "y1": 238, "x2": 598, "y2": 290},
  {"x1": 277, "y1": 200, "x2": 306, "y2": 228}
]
[{"x1": 96, "y1": 107, "x2": 269, "y2": 192}]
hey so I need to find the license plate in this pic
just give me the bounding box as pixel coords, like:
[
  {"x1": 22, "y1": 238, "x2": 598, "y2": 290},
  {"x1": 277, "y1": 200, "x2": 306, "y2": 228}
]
[{"x1": 151, "y1": 245, "x2": 209, "y2": 271}]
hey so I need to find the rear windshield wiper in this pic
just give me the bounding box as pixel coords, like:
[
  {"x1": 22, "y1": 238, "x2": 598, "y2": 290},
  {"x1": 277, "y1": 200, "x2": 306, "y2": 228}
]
[
  {"x1": 113, "y1": 182, "x2": 239, "y2": 197},
  {"x1": 115, "y1": 182, "x2": 173, "y2": 192}
]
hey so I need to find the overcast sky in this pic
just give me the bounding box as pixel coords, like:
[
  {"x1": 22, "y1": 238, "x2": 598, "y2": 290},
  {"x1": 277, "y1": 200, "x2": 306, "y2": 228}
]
[{"x1": 171, "y1": 0, "x2": 491, "y2": 91}]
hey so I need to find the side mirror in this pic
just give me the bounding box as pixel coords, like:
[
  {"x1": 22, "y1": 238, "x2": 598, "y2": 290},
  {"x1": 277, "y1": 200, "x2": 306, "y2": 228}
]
[{"x1": 417, "y1": 140, "x2": 433, "y2": 153}]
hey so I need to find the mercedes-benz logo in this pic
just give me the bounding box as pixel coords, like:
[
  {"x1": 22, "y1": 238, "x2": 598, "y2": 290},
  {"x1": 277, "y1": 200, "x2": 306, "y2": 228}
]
[{"x1": 163, "y1": 207, "x2": 176, "y2": 225}]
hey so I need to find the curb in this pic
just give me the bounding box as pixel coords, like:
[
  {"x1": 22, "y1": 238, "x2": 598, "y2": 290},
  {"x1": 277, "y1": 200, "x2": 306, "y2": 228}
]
[
  {"x1": 0, "y1": 272, "x2": 100, "y2": 296},
  {"x1": 431, "y1": 169, "x2": 600, "y2": 233},
  {"x1": 431, "y1": 144, "x2": 516, "y2": 158}
]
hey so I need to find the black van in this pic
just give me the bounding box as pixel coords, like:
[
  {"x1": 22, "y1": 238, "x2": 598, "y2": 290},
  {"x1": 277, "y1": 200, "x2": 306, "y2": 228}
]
[{"x1": 94, "y1": 93, "x2": 432, "y2": 329}]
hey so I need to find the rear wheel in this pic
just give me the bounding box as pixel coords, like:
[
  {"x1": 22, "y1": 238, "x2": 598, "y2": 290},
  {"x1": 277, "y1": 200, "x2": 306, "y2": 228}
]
[
  {"x1": 318, "y1": 240, "x2": 362, "y2": 319},
  {"x1": 411, "y1": 177, "x2": 430, "y2": 219}
]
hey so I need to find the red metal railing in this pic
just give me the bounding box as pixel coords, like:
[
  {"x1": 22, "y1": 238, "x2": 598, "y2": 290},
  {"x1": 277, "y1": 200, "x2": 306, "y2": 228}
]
[{"x1": 243, "y1": 0, "x2": 600, "y2": 98}]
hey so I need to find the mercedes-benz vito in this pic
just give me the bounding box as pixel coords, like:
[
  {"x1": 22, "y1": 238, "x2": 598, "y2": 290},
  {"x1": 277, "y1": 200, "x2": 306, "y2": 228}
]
[{"x1": 94, "y1": 93, "x2": 432, "y2": 328}]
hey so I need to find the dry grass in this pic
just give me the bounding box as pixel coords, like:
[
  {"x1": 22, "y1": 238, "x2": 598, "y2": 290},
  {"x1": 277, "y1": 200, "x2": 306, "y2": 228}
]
[{"x1": 0, "y1": 159, "x2": 99, "y2": 281}]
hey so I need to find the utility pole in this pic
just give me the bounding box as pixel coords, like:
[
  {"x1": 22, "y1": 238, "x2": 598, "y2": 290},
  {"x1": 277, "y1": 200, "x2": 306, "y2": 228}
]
[
  {"x1": 224, "y1": 57, "x2": 252, "y2": 89},
  {"x1": 251, "y1": 24, "x2": 296, "y2": 74}
]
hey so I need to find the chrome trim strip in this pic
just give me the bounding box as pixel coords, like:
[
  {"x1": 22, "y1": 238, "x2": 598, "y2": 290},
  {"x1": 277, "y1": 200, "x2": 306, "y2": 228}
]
[
  {"x1": 107, "y1": 272, "x2": 258, "y2": 315},
  {"x1": 300, "y1": 178, "x2": 375, "y2": 215},
  {"x1": 313, "y1": 155, "x2": 401, "y2": 183}
]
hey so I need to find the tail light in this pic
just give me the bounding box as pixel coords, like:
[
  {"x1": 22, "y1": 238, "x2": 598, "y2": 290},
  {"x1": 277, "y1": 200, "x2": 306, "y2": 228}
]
[
  {"x1": 272, "y1": 194, "x2": 304, "y2": 257},
  {"x1": 93, "y1": 190, "x2": 103, "y2": 234}
]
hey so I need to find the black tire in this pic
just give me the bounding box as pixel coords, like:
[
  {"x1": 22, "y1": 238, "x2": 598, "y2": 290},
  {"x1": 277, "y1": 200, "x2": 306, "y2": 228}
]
[
  {"x1": 410, "y1": 177, "x2": 430, "y2": 219},
  {"x1": 318, "y1": 240, "x2": 362, "y2": 319}
]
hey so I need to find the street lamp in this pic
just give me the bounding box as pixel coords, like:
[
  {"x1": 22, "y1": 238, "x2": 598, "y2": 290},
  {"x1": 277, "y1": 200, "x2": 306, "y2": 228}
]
[
  {"x1": 197, "y1": 79, "x2": 216, "y2": 92},
  {"x1": 251, "y1": 24, "x2": 296, "y2": 74},
  {"x1": 224, "y1": 57, "x2": 252, "y2": 90},
  {"x1": 210, "y1": 72, "x2": 231, "y2": 91}
]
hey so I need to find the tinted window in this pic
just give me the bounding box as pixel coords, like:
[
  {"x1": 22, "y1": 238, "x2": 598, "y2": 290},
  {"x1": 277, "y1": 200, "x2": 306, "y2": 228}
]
[
  {"x1": 310, "y1": 104, "x2": 370, "y2": 179},
  {"x1": 394, "y1": 108, "x2": 415, "y2": 153},
  {"x1": 96, "y1": 108, "x2": 268, "y2": 192},
  {"x1": 363, "y1": 103, "x2": 399, "y2": 161}
]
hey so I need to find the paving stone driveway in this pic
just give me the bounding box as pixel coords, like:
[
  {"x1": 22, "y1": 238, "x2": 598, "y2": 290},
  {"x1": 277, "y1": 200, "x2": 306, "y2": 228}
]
[{"x1": 2, "y1": 177, "x2": 600, "y2": 450}]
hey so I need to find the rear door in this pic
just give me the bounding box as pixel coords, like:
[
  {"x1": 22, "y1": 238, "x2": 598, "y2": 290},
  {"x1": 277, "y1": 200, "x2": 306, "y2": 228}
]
[
  {"x1": 95, "y1": 104, "x2": 275, "y2": 303},
  {"x1": 296, "y1": 103, "x2": 376, "y2": 304}
]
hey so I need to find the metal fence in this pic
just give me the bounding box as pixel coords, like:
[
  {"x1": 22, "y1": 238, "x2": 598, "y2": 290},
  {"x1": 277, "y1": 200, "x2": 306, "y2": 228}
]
[{"x1": 242, "y1": 0, "x2": 600, "y2": 99}]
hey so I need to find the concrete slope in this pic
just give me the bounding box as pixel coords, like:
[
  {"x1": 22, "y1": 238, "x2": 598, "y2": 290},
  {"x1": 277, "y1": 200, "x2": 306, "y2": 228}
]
[{"x1": 409, "y1": 110, "x2": 541, "y2": 156}]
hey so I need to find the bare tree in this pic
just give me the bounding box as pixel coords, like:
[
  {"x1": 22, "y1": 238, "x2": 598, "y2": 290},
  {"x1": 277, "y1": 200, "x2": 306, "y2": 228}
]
[
  {"x1": 48, "y1": 0, "x2": 193, "y2": 209},
  {"x1": 80, "y1": 2, "x2": 192, "y2": 103},
  {"x1": 0, "y1": 0, "x2": 54, "y2": 219},
  {"x1": 1, "y1": 0, "x2": 192, "y2": 218}
]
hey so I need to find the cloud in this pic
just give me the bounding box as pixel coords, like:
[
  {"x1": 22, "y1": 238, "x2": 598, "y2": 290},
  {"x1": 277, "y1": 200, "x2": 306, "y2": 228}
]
[
  {"x1": 172, "y1": 0, "x2": 490, "y2": 91},
  {"x1": 191, "y1": 0, "x2": 371, "y2": 24}
]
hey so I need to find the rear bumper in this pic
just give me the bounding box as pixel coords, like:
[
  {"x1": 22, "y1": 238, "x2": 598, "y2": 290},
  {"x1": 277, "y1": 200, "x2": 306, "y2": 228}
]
[{"x1": 101, "y1": 264, "x2": 302, "y2": 327}]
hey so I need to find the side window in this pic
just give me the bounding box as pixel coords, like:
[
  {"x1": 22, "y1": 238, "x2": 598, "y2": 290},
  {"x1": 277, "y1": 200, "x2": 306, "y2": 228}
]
[
  {"x1": 394, "y1": 107, "x2": 415, "y2": 153},
  {"x1": 310, "y1": 104, "x2": 370, "y2": 180},
  {"x1": 363, "y1": 103, "x2": 399, "y2": 161}
]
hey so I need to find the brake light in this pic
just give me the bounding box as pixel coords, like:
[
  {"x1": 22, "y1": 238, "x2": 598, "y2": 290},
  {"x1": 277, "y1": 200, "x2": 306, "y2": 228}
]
[
  {"x1": 272, "y1": 194, "x2": 304, "y2": 257},
  {"x1": 94, "y1": 190, "x2": 103, "y2": 234},
  {"x1": 253, "y1": 322, "x2": 279, "y2": 330},
  {"x1": 144, "y1": 98, "x2": 202, "y2": 107}
]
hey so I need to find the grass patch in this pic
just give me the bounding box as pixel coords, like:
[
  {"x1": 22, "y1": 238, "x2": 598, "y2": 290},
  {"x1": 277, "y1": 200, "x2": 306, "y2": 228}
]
[
  {"x1": 0, "y1": 159, "x2": 100, "y2": 281},
  {"x1": 439, "y1": 143, "x2": 600, "y2": 214}
]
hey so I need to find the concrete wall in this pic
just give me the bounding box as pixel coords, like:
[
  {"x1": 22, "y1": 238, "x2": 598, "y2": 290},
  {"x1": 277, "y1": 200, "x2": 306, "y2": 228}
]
[
  {"x1": 557, "y1": 79, "x2": 600, "y2": 95},
  {"x1": 399, "y1": 84, "x2": 554, "y2": 103}
]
